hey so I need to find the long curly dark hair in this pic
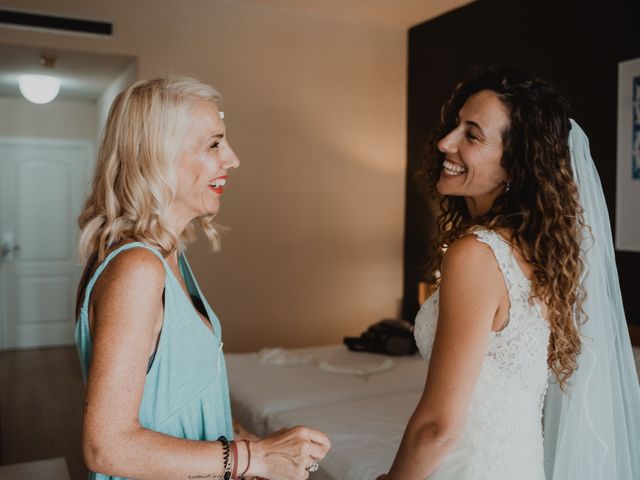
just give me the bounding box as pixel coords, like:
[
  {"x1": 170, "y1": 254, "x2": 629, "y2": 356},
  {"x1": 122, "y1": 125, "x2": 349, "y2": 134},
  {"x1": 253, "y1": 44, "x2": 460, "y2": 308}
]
[{"x1": 419, "y1": 67, "x2": 585, "y2": 388}]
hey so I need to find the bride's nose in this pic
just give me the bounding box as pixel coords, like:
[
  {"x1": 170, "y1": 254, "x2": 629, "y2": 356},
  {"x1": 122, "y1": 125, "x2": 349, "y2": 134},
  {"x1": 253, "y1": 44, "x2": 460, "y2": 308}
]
[{"x1": 437, "y1": 129, "x2": 459, "y2": 154}]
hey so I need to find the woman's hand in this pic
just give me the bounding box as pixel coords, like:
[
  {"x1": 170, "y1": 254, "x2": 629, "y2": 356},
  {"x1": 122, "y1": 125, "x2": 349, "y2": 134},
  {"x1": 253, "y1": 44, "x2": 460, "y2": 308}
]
[
  {"x1": 233, "y1": 419, "x2": 261, "y2": 442},
  {"x1": 375, "y1": 475, "x2": 389, "y2": 480},
  {"x1": 249, "y1": 426, "x2": 331, "y2": 480},
  {"x1": 238, "y1": 431, "x2": 262, "y2": 442}
]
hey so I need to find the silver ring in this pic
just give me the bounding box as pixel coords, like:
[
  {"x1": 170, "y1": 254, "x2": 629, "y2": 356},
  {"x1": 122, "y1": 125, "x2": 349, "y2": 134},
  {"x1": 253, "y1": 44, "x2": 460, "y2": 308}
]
[{"x1": 306, "y1": 463, "x2": 320, "y2": 473}]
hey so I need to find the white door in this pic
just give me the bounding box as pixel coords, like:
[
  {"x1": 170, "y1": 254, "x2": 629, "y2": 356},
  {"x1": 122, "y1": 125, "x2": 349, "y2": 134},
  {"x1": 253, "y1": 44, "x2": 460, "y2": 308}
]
[{"x1": 0, "y1": 139, "x2": 92, "y2": 349}]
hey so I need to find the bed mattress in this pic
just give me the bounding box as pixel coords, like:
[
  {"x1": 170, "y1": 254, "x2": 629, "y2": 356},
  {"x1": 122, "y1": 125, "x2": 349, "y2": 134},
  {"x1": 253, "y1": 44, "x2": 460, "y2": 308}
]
[
  {"x1": 226, "y1": 344, "x2": 427, "y2": 435},
  {"x1": 265, "y1": 391, "x2": 421, "y2": 480}
]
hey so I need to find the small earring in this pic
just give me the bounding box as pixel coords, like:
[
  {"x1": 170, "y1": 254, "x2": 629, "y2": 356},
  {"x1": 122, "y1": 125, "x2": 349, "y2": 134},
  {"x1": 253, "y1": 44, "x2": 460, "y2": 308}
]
[{"x1": 505, "y1": 180, "x2": 511, "y2": 193}]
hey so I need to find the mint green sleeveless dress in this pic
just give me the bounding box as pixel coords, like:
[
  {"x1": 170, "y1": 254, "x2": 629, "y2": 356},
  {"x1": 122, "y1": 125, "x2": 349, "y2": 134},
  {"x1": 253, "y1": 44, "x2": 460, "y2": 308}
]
[{"x1": 75, "y1": 242, "x2": 234, "y2": 480}]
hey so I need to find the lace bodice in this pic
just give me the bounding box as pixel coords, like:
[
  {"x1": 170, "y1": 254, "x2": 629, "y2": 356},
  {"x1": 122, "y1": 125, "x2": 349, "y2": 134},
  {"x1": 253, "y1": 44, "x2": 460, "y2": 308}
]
[{"x1": 414, "y1": 229, "x2": 550, "y2": 479}]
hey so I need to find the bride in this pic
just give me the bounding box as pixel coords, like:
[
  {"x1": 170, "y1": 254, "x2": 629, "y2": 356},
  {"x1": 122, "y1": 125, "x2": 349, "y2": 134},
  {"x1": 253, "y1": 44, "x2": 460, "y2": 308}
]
[{"x1": 377, "y1": 68, "x2": 640, "y2": 479}]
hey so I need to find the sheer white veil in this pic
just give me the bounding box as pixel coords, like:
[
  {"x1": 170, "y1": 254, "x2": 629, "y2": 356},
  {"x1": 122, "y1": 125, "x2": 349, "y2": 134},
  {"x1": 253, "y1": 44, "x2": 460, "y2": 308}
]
[{"x1": 543, "y1": 119, "x2": 640, "y2": 479}]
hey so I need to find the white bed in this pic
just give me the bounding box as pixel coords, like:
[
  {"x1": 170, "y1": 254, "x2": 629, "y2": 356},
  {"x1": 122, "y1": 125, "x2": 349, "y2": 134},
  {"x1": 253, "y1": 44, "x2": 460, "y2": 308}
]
[
  {"x1": 265, "y1": 391, "x2": 421, "y2": 480},
  {"x1": 227, "y1": 344, "x2": 640, "y2": 480},
  {"x1": 226, "y1": 344, "x2": 426, "y2": 436},
  {"x1": 226, "y1": 344, "x2": 426, "y2": 480}
]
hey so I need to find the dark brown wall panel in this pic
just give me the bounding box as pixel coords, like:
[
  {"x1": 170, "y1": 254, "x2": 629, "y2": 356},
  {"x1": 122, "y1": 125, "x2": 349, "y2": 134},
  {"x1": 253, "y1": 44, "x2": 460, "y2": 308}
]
[{"x1": 404, "y1": 0, "x2": 639, "y2": 325}]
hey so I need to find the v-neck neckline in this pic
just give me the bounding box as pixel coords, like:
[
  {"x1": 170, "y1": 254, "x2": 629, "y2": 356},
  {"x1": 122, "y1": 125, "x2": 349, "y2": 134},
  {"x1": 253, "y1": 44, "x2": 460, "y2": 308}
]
[{"x1": 166, "y1": 253, "x2": 215, "y2": 336}]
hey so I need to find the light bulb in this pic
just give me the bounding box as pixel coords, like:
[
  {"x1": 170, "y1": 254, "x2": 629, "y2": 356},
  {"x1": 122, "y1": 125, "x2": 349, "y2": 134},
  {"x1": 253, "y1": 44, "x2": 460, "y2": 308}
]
[{"x1": 18, "y1": 74, "x2": 61, "y2": 104}]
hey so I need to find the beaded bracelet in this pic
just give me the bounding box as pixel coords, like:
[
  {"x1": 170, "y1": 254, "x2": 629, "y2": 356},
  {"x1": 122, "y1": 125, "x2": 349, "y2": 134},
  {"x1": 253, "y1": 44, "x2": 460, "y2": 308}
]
[{"x1": 217, "y1": 436, "x2": 232, "y2": 480}]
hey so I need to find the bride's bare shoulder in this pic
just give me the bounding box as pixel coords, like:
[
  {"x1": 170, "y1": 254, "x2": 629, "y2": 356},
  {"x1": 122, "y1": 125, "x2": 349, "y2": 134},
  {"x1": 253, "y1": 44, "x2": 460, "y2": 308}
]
[{"x1": 441, "y1": 232, "x2": 509, "y2": 294}]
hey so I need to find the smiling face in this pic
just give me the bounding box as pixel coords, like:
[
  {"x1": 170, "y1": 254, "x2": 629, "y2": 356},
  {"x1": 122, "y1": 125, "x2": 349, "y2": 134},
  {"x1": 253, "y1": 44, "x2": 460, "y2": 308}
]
[
  {"x1": 169, "y1": 100, "x2": 239, "y2": 230},
  {"x1": 436, "y1": 89, "x2": 511, "y2": 217}
]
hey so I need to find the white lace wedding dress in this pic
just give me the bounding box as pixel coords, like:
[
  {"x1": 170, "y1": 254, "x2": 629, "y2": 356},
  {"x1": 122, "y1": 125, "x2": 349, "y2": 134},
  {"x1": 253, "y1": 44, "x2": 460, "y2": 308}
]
[{"x1": 414, "y1": 229, "x2": 550, "y2": 479}]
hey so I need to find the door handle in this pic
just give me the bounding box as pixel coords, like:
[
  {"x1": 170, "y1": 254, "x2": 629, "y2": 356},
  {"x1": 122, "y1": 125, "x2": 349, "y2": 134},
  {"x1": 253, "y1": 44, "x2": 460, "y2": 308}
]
[
  {"x1": 1, "y1": 231, "x2": 19, "y2": 261},
  {"x1": 1, "y1": 243, "x2": 20, "y2": 259}
]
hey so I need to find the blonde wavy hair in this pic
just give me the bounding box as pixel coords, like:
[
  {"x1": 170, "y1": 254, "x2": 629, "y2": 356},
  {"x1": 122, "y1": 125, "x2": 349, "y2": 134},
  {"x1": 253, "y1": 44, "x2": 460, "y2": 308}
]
[
  {"x1": 78, "y1": 76, "x2": 224, "y2": 263},
  {"x1": 419, "y1": 68, "x2": 586, "y2": 389}
]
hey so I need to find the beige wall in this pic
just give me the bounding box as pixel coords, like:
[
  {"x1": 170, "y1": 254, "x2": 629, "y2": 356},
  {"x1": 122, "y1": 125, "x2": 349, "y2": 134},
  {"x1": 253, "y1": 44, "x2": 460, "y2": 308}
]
[
  {"x1": 96, "y1": 61, "x2": 138, "y2": 141},
  {"x1": 0, "y1": 97, "x2": 97, "y2": 140},
  {"x1": 0, "y1": 0, "x2": 406, "y2": 352}
]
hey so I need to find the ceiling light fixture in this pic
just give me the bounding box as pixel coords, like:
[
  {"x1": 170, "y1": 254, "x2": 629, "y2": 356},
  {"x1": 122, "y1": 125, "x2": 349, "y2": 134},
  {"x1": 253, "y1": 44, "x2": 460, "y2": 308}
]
[{"x1": 19, "y1": 53, "x2": 61, "y2": 104}]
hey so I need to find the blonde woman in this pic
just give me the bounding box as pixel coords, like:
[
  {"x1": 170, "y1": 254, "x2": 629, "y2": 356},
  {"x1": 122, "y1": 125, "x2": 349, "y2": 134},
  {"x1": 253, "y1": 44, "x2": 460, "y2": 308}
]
[{"x1": 75, "y1": 77, "x2": 329, "y2": 480}]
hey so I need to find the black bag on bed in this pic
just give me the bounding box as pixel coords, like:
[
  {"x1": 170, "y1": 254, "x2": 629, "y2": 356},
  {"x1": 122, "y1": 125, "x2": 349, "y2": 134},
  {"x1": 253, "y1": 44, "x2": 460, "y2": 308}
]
[{"x1": 344, "y1": 319, "x2": 417, "y2": 356}]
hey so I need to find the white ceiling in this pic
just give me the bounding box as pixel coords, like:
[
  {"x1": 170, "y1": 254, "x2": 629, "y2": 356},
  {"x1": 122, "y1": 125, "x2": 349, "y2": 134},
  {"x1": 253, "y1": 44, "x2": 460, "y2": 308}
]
[
  {"x1": 0, "y1": 44, "x2": 136, "y2": 102},
  {"x1": 232, "y1": 0, "x2": 474, "y2": 29}
]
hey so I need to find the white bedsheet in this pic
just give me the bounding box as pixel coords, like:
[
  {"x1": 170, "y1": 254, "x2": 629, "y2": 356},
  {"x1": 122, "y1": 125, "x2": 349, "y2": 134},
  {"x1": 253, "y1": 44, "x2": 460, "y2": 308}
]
[
  {"x1": 226, "y1": 344, "x2": 426, "y2": 435},
  {"x1": 266, "y1": 391, "x2": 421, "y2": 480}
]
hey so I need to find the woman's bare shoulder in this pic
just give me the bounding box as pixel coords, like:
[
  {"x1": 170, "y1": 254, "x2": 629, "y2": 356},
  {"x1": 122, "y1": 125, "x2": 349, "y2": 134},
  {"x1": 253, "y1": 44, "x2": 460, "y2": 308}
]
[
  {"x1": 441, "y1": 234, "x2": 504, "y2": 289},
  {"x1": 440, "y1": 233, "x2": 507, "y2": 323},
  {"x1": 93, "y1": 246, "x2": 166, "y2": 301},
  {"x1": 444, "y1": 233, "x2": 497, "y2": 266}
]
